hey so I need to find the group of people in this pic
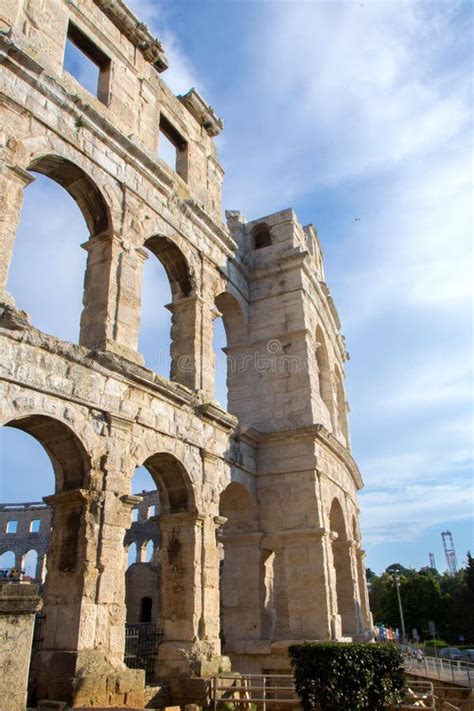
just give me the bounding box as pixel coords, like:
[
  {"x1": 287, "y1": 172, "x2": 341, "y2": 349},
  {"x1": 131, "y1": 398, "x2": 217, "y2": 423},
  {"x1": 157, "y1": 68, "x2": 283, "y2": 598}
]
[
  {"x1": 405, "y1": 646, "x2": 425, "y2": 665},
  {"x1": 0, "y1": 567, "x2": 25, "y2": 582}
]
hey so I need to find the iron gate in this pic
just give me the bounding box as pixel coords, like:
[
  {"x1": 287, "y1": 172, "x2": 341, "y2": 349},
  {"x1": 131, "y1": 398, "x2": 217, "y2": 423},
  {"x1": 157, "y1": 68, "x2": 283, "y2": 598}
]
[{"x1": 124, "y1": 622, "x2": 163, "y2": 681}]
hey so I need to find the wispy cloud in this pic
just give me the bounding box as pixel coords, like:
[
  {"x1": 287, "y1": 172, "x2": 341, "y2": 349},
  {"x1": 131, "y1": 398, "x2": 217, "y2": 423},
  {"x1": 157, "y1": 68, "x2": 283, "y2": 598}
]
[{"x1": 360, "y1": 480, "x2": 473, "y2": 545}]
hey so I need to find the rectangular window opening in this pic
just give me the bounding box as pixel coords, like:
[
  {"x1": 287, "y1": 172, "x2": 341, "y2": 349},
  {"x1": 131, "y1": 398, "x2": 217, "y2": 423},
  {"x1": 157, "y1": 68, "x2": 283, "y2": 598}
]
[
  {"x1": 6, "y1": 521, "x2": 18, "y2": 534},
  {"x1": 30, "y1": 519, "x2": 41, "y2": 533},
  {"x1": 159, "y1": 115, "x2": 188, "y2": 181},
  {"x1": 64, "y1": 22, "x2": 111, "y2": 105}
]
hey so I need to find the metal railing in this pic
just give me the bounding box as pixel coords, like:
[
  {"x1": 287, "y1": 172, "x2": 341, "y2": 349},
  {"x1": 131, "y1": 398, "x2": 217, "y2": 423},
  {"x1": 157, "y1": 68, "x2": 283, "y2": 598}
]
[
  {"x1": 390, "y1": 680, "x2": 435, "y2": 709},
  {"x1": 211, "y1": 673, "x2": 300, "y2": 710},
  {"x1": 405, "y1": 654, "x2": 474, "y2": 687},
  {"x1": 124, "y1": 622, "x2": 163, "y2": 681}
]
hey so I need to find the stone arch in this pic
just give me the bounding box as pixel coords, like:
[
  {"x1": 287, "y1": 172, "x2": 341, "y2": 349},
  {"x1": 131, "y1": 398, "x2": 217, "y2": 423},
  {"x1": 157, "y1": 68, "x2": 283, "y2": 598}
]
[
  {"x1": 329, "y1": 497, "x2": 357, "y2": 637},
  {"x1": 251, "y1": 222, "x2": 272, "y2": 250},
  {"x1": 139, "y1": 234, "x2": 199, "y2": 386},
  {"x1": 214, "y1": 292, "x2": 246, "y2": 348},
  {"x1": 316, "y1": 325, "x2": 334, "y2": 423},
  {"x1": 27, "y1": 154, "x2": 111, "y2": 237},
  {"x1": 140, "y1": 452, "x2": 196, "y2": 514},
  {"x1": 3, "y1": 414, "x2": 90, "y2": 493},
  {"x1": 127, "y1": 542, "x2": 137, "y2": 567},
  {"x1": 219, "y1": 482, "x2": 257, "y2": 535},
  {"x1": 144, "y1": 235, "x2": 194, "y2": 299},
  {"x1": 0, "y1": 550, "x2": 15, "y2": 569}
]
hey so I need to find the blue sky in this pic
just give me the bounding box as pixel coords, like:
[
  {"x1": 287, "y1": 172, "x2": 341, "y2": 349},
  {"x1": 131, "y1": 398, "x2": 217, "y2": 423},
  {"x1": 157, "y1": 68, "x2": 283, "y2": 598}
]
[{"x1": 0, "y1": 0, "x2": 472, "y2": 574}]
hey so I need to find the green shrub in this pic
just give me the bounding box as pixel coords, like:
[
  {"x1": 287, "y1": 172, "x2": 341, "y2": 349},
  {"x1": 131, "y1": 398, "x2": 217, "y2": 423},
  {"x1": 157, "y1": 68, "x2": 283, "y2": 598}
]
[{"x1": 289, "y1": 642, "x2": 404, "y2": 711}]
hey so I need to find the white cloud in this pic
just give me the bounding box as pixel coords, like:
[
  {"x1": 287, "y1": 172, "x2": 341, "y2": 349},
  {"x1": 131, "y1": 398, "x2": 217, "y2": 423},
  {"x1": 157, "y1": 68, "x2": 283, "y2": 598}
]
[{"x1": 360, "y1": 481, "x2": 473, "y2": 545}]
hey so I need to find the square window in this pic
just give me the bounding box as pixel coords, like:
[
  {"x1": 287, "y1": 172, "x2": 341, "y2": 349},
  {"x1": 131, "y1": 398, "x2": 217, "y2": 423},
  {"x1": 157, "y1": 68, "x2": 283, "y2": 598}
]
[
  {"x1": 6, "y1": 521, "x2": 18, "y2": 534},
  {"x1": 159, "y1": 115, "x2": 188, "y2": 181},
  {"x1": 30, "y1": 520, "x2": 41, "y2": 533},
  {"x1": 64, "y1": 22, "x2": 111, "y2": 105}
]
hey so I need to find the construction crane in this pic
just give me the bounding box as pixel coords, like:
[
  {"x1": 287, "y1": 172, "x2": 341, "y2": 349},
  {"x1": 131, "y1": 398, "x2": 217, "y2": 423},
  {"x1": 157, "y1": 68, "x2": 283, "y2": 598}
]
[
  {"x1": 441, "y1": 531, "x2": 458, "y2": 575},
  {"x1": 429, "y1": 553, "x2": 437, "y2": 570}
]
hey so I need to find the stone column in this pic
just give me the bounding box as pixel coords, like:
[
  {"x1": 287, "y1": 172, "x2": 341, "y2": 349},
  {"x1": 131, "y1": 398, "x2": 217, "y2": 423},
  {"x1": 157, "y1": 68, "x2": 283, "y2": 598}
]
[
  {"x1": 35, "y1": 554, "x2": 46, "y2": 583},
  {"x1": 167, "y1": 294, "x2": 202, "y2": 390},
  {"x1": 355, "y1": 548, "x2": 373, "y2": 635},
  {"x1": 259, "y1": 534, "x2": 292, "y2": 641},
  {"x1": 0, "y1": 164, "x2": 35, "y2": 298},
  {"x1": 220, "y1": 532, "x2": 264, "y2": 648},
  {"x1": 155, "y1": 511, "x2": 230, "y2": 707},
  {"x1": 331, "y1": 537, "x2": 358, "y2": 638},
  {"x1": 80, "y1": 233, "x2": 146, "y2": 365},
  {"x1": 0, "y1": 581, "x2": 41, "y2": 711},
  {"x1": 280, "y1": 529, "x2": 334, "y2": 640},
  {"x1": 155, "y1": 511, "x2": 205, "y2": 676},
  {"x1": 34, "y1": 488, "x2": 144, "y2": 708}
]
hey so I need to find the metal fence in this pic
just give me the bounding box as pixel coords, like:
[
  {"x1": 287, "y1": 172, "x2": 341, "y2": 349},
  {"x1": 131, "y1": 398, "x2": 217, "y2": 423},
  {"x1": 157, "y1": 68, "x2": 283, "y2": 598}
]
[
  {"x1": 124, "y1": 622, "x2": 163, "y2": 681},
  {"x1": 210, "y1": 674, "x2": 440, "y2": 711},
  {"x1": 211, "y1": 673, "x2": 300, "y2": 710},
  {"x1": 405, "y1": 654, "x2": 474, "y2": 687}
]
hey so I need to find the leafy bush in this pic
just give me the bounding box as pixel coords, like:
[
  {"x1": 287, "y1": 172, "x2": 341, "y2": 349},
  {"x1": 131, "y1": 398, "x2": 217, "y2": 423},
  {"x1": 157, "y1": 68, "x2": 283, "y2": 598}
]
[{"x1": 289, "y1": 642, "x2": 404, "y2": 711}]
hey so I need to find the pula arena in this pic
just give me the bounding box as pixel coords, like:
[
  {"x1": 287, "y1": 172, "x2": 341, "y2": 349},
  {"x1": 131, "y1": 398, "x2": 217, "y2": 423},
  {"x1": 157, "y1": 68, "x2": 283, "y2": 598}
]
[{"x1": 0, "y1": 0, "x2": 373, "y2": 707}]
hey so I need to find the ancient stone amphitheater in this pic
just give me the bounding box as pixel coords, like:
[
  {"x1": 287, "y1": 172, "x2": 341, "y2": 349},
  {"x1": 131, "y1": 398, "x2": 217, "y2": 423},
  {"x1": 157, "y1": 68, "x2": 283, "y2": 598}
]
[{"x1": 0, "y1": 0, "x2": 372, "y2": 706}]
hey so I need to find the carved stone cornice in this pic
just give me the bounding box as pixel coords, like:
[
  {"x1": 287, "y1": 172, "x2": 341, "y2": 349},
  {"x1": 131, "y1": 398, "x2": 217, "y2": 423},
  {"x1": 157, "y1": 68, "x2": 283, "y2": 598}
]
[
  {"x1": 92, "y1": 0, "x2": 168, "y2": 71},
  {"x1": 196, "y1": 401, "x2": 237, "y2": 431},
  {"x1": 178, "y1": 88, "x2": 224, "y2": 137},
  {"x1": 120, "y1": 494, "x2": 143, "y2": 509}
]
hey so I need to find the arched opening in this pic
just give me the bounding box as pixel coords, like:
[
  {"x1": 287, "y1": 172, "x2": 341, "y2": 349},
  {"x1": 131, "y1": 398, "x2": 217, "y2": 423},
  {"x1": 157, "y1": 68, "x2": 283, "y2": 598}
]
[
  {"x1": 143, "y1": 540, "x2": 154, "y2": 563},
  {"x1": 334, "y1": 365, "x2": 349, "y2": 446},
  {"x1": 219, "y1": 482, "x2": 259, "y2": 650},
  {"x1": 124, "y1": 452, "x2": 195, "y2": 648},
  {"x1": 139, "y1": 236, "x2": 195, "y2": 386},
  {"x1": 329, "y1": 498, "x2": 357, "y2": 637},
  {"x1": 251, "y1": 222, "x2": 272, "y2": 250},
  {"x1": 315, "y1": 326, "x2": 334, "y2": 425},
  {"x1": 124, "y1": 467, "x2": 160, "y2": 625},
  {"x1": 7, "y1": 156, "x2": 110, "y2": 344},
  {"x1": 0, "y1": 551, "x2": 15, "y2": 571},
  {"x1": 127, "y1": 542, "x2": 137, "y2": 568},
  {"x1": 213, "y1": 292, "x2": 246, "y2": 411},
  {"x1": 0, "y1": 414, "x2": 90, "y2": 694},
  {"x1": 23, "y1": 549, "x2": 38, "y2": 579}
]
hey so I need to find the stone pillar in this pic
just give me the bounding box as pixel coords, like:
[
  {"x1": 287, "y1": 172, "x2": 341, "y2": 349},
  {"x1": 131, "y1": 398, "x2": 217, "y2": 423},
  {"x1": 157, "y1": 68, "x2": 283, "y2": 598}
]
[
  {"x1": 355, "y1": 548, "x2": 373, "y2": 635},
  {"x1": 155, "y1": 511, "x2": 204, "y2": 676},
  {"x1": 0, "y1": 581, "x2": 41, "y2": 711},
  {"x1": 155, "y1": 511, "x2": 226, "y2": 677},
  {"x1": 220, "y1": 532, "x2": 264, "y2": 647},
  {"x1": 80, "y1": 233, "x2": 146, "y2": 365},
  {"x1": 34, "y1": 488, "x2": 144, "y2": 708},
  {"x1": 0, "y1": 164, "x2": 35, "y2": 298},
  {"x1": 281, "y1": 529, "x2": 333, "y2": 640},
  {"x1": 35, "y1": 554, "x2": 46, "y2": 583},
  {"x1": 258, "y1": 535, "x2": 293, "y2": 642},
  {"x1": 168, "y1": 294, "x2": 202, "y2": 390},
  {"x1": 331, "y1": 537, "x2": 358, "y2": 637}
]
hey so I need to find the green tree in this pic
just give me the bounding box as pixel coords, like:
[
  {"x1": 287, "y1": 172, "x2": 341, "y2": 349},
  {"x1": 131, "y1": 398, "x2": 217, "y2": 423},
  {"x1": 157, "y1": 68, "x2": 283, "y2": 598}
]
[{"x1": 368, "y1": 554, "x2": 474, "y2": 643}]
